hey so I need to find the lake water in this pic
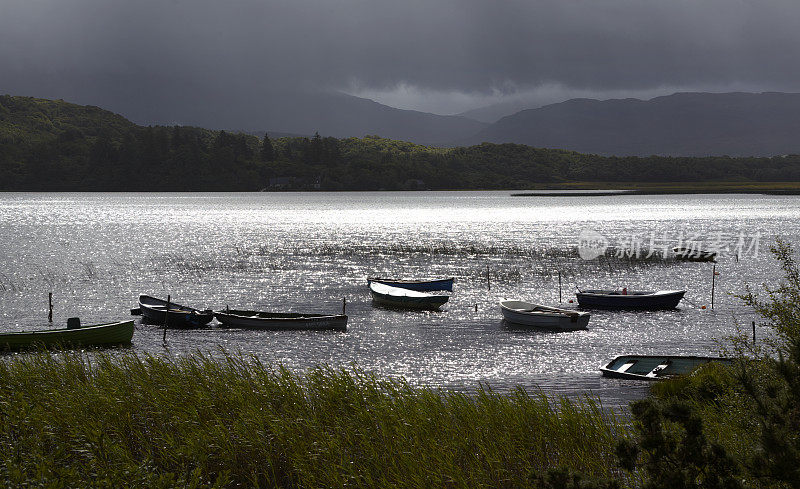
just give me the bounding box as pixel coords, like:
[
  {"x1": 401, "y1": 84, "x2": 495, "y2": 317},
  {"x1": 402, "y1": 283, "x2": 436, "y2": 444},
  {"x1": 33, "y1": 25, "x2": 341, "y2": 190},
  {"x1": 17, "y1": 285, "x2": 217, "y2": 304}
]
[{"x1": 1, "y1": 191, "x2": 797, "y2": 408}]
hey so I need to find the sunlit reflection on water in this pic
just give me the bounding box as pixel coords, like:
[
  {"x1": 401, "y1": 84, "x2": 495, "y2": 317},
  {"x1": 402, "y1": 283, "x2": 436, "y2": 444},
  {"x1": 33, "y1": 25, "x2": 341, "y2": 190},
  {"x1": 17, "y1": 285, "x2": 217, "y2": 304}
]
[{"x1": 0, "y1": 191, "x2": 798, "y2": 408}]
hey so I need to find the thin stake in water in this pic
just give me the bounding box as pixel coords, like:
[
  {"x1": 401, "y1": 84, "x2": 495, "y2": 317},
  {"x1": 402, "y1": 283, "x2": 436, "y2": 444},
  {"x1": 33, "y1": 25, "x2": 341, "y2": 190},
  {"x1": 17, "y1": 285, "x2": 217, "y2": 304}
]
[
  {"x1": 163, "y1": 294, "x2": 170, "y2": 342},
  {"x1": 558, "y1": 270, "x2": 562, "y2": 303},
  {"x1": 48, "y1": 292, "x2": 52, "y2": 323},
  {"x1": 711, "y1": 264, "x2": 716, "y2": 309}
]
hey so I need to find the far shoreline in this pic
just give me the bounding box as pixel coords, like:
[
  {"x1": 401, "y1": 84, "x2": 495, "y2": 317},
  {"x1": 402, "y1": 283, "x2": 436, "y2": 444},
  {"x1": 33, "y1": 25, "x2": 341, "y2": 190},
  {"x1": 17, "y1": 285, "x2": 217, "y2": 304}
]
[
  {"x1": 511, "y1": 189, "x2": 800, "y2": 196},
  {"x1": 509, "y1": 181, "x2": 800, "y2": 196},
  {"x1": 3, "y1": 181, "x2": 800, "y2": 195}
]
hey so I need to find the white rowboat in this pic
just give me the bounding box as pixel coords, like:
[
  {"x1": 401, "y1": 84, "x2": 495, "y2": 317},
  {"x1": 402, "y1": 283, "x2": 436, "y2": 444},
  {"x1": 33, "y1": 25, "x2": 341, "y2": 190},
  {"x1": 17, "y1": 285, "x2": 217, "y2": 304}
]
[
  {"x1": 500, "y1": 300, "x2": 590, "y2": 331},
  {"x1": 369, "y1": 282, "x2": 450, "y2": 310}
]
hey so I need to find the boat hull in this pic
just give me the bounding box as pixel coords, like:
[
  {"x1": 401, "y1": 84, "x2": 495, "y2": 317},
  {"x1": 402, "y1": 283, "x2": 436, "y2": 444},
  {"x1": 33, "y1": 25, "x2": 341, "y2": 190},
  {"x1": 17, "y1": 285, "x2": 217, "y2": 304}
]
[
  {"x1": 500, "y1": 301, "x2": 590, "y2": 331},
  {"x1": 367, "y1": 277, "x2": 454, "y2": 292},
  {"x1": 576, "y1": 290, "x2": 685, "y2": 309},
  {"x1": 215, "y1": 310, "x2": 347, "y2": 331},
  {"x1": 600, "y1": 355, "x2": 732, "y2": 380},
  {"x1": 138, "y1": 295, "x2": 213, "y2": 328},
  {"x1": 0, "y1": 320, "x2": 134, "y2": 351},
  {"x1": 369, "y1": 283, "x2": 449, "y2": 310},
  {"x1": 673, "y1": 247, "x2": 717, "y2": 262},
  {"x1": 370, "y1": 291, "x2": 449, "y2": 310}
]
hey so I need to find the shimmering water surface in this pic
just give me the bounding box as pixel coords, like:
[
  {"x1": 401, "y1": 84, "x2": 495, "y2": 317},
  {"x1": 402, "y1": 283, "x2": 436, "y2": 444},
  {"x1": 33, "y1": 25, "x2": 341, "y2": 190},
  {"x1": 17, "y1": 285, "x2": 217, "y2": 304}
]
[{"x1": 1, "y1": 191, "x2": 798, "y2": 407}]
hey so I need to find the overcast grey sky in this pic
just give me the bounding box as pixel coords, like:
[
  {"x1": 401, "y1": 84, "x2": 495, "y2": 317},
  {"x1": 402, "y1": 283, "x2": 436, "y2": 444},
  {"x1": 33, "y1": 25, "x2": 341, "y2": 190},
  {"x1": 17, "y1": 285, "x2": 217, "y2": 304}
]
[{"x1": 2, "y1": 0, "x2": 799, "y2": 115}]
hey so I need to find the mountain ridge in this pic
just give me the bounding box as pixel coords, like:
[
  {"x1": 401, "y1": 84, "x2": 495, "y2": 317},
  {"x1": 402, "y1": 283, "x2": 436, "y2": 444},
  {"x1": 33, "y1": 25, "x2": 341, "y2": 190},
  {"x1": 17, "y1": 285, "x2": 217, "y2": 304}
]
[
  {"x1": 72, "y1": 89, "x2": 488, "y2": 147},
  {"x1": 467, "y1": 91, "x2": 800, "y2": 156},
  {"x1": 2, "y1": 94, "x2": 800, "y2": 191}
]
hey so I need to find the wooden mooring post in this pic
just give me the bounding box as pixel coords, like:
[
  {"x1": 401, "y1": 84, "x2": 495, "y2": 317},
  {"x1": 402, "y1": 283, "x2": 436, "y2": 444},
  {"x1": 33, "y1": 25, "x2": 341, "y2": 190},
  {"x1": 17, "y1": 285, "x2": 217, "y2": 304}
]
[
  {"x1": 558, "y1": 270, "x2": 562, "y2": 303},
  {"x1": 753, "y1": 320, "x2": 756, "y2": 344},
  {"x1": 711, "y1": 265, "x2": 716, "y2": 309},
  {"x1": 163, "y1": 294, "x2": 170, "y2": 342},
  {"x1": 486, "y1": 265, "x2": 491, "y2": 291},
  {"x1": 48, "y1": 292, "x2": 53, "y2": 323},
  {"x1": 342, "y1": 297, "x2": 347, "y2": 315}
]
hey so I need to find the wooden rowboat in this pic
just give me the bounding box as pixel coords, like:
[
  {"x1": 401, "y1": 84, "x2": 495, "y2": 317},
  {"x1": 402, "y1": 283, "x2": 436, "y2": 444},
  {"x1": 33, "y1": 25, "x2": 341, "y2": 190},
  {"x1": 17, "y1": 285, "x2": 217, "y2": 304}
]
[
  {"x1": 214, "y1": 309, "x2": 347, "y2": 331},
  {"x1": 673, "y1": 247, "x2": 717, "y2": 262},
  {"x1": 138, "y1": 294, "x2": 213, "y2": 328},
  {"x1": 500, "y1": 300, "x2": 590, "y2": 331},
  {"x1": 367, "y1": 277, "x2": 454, "y2": 292},
  {"x1": 0, "y1": 320, "x2": 134, "y2": 351},
  {"x1": 369, "y1": 282, "x2": 450, "y2": 310},
  {"x1": 575, "y1": 289, "x2": 685, "y2": 309},
  {"x1": 600, "y1": 355, "x2": 732, "y2": 380}
]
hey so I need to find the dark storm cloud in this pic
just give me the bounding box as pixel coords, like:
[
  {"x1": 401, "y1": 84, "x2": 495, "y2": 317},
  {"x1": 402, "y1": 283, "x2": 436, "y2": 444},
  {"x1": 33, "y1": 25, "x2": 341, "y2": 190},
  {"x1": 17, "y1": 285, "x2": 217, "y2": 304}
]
[{"x1": 2, "y1": 0, "x2": 799, "y2": 111}]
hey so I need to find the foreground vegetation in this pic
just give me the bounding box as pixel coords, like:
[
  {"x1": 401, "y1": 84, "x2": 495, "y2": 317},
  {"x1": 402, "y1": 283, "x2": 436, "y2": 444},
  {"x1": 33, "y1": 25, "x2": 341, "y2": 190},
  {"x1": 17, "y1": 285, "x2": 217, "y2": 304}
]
[
  {"x1": 615, "y1": 240, "x2": 800, "y2": 489},
  {"x1": 1, "y1": 242, "x2": 800, "y2": 487},
  {"x1": 3, "y1": 95, "x2": 800, "y2": 191},
  {"x1": 0, "y1": 353, "x2": 629, "y2": 488}
]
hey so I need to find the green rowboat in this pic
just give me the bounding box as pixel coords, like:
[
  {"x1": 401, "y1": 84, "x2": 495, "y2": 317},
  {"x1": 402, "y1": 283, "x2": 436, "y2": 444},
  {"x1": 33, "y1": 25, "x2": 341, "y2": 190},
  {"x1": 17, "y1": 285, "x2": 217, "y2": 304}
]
[{"x1": 0, "y1": 320, "x2": 134, "y2": 351}]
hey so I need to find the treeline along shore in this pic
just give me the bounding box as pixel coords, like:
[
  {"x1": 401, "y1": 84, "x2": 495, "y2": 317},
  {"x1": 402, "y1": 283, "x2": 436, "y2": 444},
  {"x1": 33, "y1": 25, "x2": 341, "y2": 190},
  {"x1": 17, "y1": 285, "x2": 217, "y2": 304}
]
[{"x1": 3, "y1": 95, "x2": 800, "y2": 191}]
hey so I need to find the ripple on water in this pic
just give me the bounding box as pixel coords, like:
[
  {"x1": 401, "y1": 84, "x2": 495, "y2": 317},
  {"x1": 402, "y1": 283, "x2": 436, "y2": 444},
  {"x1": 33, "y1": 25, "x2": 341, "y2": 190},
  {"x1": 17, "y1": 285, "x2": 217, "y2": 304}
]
[{"x1": 0, "y1": 191, "x2": 796, "y2": 409}]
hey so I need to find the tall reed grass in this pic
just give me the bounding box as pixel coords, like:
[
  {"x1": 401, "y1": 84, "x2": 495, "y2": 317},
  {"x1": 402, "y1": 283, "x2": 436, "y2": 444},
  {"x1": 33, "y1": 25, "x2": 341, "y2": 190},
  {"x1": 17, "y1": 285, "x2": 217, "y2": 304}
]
[
  {"x1": 0, "y1": 351, "x2": 634, "y2": 488},
  {"x1": 151, "y1": 242, "x2": 676, "y2": 281}
]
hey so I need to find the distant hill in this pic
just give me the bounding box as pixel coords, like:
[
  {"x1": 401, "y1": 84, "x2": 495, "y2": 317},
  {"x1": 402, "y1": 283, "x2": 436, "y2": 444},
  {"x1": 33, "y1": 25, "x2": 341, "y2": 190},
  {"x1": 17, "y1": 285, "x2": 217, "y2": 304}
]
[
  {"x1": 3, "y1": 94, "x2": 800, "y2": 191},
  {"x1": 467, "y1": 92, "x2": 800, "y2": 156},
  {"x1": 99, "y1": 90, "x2": 487, "y2": 147},
  {"x1": 457, "y1": 100, "x2": 537, "y2": 123},
  {"x1": 0, "y1": 95, "x2": 134, "y2": 143}
]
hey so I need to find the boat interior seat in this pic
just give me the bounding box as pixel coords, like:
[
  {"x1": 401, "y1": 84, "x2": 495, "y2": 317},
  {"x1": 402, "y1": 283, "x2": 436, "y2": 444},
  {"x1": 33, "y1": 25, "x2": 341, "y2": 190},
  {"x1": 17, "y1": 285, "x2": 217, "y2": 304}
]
[
  {"x1": 154, "y1": 306, "x2": 183, "y2": 312},
  {"x1": 646, "y1": 360, "x2": 672, "y2": 377}
]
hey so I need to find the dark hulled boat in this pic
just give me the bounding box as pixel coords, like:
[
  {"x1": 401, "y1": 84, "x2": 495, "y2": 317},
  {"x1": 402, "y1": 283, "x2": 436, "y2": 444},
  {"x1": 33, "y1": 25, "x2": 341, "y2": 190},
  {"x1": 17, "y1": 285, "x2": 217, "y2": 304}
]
[
  {"x1": 367, "y1": 277, "x2": 454, "y2": 292},
  {"x1": 214, "y1": 309, "x2": 347, "y2": 331},
  {"x1": 673, "y1": 247, "x2": 717, "y2": 262},
  {"x1": 138, "y1": 294, "x2": 213, "y2": 328},
  {"x1": 600, "y1": 355, "x2": 732, "y2": 380},
  {"x1": 575, "y1": 289, "x2": 686, "y2": 309}
]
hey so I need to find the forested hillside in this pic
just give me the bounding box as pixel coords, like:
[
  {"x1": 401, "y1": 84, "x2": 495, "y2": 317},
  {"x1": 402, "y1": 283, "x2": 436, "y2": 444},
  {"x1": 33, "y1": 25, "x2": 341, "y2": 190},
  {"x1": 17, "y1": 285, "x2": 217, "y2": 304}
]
[{"x1": 2, "y1": 95, "x2": 800, "y2": 191}]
